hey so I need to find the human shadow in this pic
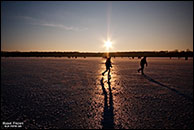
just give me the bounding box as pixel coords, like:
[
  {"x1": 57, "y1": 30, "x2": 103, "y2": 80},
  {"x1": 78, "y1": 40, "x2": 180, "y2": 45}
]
[
  {"x1": 143, "y1": 74, "x2": 193, "y2": 102},
  {"x1": 100, "y1": 74, "x2": 114, "y2": 129}
]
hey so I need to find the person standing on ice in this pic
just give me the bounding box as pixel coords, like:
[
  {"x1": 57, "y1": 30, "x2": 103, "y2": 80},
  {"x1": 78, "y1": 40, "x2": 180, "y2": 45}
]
[
  {"x1": 102, "y1": 57, "x2": 112, "y2": 76},
  {"x1": 138, "y1": 56, "x2": 148, "y2": 75}
]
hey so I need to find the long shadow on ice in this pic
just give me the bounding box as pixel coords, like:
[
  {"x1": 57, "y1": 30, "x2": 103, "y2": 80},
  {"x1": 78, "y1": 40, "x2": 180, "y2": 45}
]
[
  {"x1": 143, "y1": 74, "x2": 193, "y2": 102},
  {"x1": 100, "y1": 74, "x2": 114, "y2": 129}
]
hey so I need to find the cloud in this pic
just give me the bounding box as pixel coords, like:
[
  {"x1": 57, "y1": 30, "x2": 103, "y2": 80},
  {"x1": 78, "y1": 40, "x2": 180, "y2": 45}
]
[
  {"x1": 18, "y1": 15, "x2": 88, "y2": 31},
  {"x1": 16, "y1": 15, "x2": 38, "y2": 22},
  {"x1": 40, "y1": 23, "x2": 88, "y2": 31}
]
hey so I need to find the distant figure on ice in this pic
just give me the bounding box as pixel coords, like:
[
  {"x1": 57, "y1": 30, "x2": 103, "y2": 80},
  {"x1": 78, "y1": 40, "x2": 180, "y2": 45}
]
[
  {"x1": 102, "y1": 57, "x2": 112, "y2": 76},
  {"x1": 138, "y1": 56, "x2": 148, "y2": 75}
]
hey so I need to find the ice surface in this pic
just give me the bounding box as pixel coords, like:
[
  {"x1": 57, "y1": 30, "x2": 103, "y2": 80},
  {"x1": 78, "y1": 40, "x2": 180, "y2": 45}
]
[{"x1": 1, "y1": 57, "x2": 193, "y2": 129}]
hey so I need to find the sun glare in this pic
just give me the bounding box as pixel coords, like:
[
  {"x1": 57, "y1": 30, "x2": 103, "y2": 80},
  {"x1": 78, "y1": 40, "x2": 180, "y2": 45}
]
[{"x1": 104, "y1": 40, "x2": 112, "y2": 50}]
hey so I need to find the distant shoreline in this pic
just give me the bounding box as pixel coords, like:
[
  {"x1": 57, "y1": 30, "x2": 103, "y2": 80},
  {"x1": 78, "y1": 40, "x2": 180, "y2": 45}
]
[{"x1": 1, "y1": 51, "x2": 193, "y2": 58}]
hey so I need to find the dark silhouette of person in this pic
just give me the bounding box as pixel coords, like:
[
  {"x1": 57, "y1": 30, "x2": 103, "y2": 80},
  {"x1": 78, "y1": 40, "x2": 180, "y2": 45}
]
[
  {"x1": 138, "y1": 56, "x2": 148, "y2": 75},
  {"x1": 102, "y1": 57, "x2": 112, "y2": 76}
]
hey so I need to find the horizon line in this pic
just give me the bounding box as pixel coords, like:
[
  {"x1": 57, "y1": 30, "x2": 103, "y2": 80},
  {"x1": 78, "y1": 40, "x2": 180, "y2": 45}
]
[{"x1": 1, "y1": 50, "x2": 193, "y2": 53}]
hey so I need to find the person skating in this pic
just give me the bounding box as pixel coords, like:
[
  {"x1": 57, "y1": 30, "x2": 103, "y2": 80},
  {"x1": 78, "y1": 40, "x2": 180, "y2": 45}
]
[
  {"x1": 138, "y1": 56, "x2": 148, "y2": 75},
  {"x1": 102, "y1": 57, "x2": 112, "y2": 76}
]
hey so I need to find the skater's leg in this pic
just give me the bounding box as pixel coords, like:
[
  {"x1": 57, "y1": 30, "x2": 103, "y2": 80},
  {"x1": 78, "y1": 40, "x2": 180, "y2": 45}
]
[
  {"x1": 141, "y1": 66, "x2": 144, "y2": 75},
  {"x1": 108, "y1": 68, "x2": 110, "y2": 76},
  {"x1": 102, "y1": 69, "x2": 108, "y2": 75}
]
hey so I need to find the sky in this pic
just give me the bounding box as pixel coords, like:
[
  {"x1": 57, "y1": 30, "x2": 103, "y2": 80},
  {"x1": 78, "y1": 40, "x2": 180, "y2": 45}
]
[{"x1": 1, "y1": 1, "x2": 193, "y2": 52}]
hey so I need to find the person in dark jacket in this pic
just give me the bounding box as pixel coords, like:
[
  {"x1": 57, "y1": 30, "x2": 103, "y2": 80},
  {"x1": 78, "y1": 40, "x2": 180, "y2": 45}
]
[
  {"x1": 138, "y1": 56, "x2": 148, "y2": 75},
  {"x1": 102, "y1": 57, "x2": 112, "y2": 76}
]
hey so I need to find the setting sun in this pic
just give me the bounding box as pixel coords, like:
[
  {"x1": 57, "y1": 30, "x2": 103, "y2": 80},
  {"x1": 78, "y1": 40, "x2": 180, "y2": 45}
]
[{"x1": 104, "y1": 40, "x2": 112, "y2": 50}]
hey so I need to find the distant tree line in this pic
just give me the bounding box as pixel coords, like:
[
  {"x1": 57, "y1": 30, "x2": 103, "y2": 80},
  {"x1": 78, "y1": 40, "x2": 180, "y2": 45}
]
[{"x1": 1, "y1": 51, "x2": 193, "y2": 58}]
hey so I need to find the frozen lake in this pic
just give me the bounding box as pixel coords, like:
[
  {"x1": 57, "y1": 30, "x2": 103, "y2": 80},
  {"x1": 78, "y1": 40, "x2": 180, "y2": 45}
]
[{"x1": 1, "y1": 57, "x2": 193, "y2": 129}]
